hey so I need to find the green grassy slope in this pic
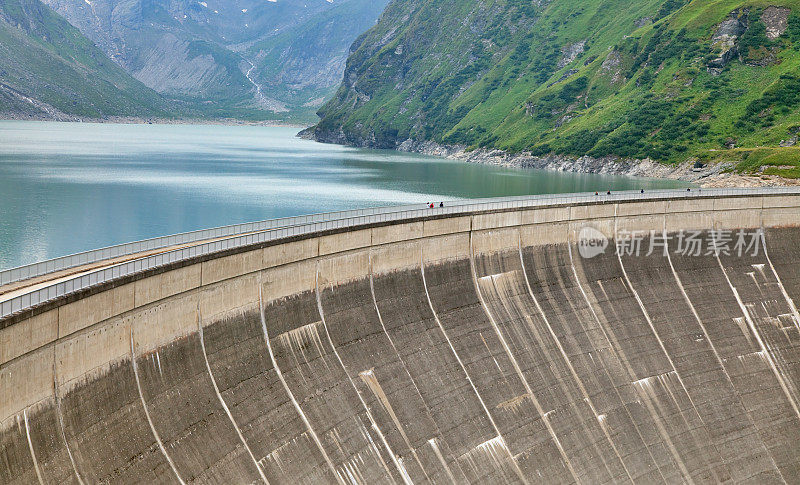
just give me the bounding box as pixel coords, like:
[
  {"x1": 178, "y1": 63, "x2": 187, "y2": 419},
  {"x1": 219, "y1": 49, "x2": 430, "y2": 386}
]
[
  {"x1": 0, "y1": 0, "x2": 175, "y2": 119},
  {"x1": 310, "y1": 0, "x2": 800, "y2": 178}
]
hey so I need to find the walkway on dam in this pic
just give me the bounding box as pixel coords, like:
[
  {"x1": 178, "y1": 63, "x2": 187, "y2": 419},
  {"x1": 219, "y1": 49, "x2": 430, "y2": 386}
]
[
  {"x1": 2, "y1": 188, "x2": 800, "y2": 484},
  {"x1": 2, "y1": 188, "x2": 796, "y2": 320},
  {"x1": 0, "y1": 229, "x2": 279, "y2": 304}
]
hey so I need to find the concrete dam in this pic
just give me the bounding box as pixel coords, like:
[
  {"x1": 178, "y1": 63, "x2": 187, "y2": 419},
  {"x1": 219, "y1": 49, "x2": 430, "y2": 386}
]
[{"x1": 2, "y1": 189, "x2": 800, "y2": 484}]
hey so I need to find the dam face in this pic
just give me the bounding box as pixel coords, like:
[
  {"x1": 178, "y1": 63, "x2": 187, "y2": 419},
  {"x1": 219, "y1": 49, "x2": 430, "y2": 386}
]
[{"x1": 2, "y1": 194, "x2": 800, "y2": 484}]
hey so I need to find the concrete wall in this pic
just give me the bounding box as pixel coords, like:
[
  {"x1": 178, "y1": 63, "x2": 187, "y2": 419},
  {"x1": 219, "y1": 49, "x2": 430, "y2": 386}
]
[{"x1": 2, "y1": 194, "x2": 800, "y2": 484}]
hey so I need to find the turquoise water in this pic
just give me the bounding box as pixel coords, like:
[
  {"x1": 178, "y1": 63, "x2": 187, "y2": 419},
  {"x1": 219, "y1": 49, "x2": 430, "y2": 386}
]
[{"x1": 0, "y1": 121, "x2": 688, "y2": 269}]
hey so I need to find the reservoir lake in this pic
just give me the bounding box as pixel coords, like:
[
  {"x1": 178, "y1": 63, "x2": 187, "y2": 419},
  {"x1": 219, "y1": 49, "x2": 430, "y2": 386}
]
[{"x1": 0, "y1": 121, "x2": 688, "y2": 269}]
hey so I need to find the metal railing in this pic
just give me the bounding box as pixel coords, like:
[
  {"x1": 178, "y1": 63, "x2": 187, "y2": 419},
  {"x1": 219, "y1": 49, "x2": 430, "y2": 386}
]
[
  {"x1": 0, "y1": 204, "x2": 432, "y2": 286},
  {"x1": 2, "y1": 187, "x2": 798, "y2": 320}
]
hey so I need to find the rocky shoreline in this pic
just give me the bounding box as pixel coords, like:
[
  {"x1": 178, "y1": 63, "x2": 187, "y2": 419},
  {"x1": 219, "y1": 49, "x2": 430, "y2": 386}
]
[
  {"x1": 299, "y1": 127, "x2": 800, "y2": 187},
  {"x1": 393, "y1": 140, "x2": 799, "y2": 188}
]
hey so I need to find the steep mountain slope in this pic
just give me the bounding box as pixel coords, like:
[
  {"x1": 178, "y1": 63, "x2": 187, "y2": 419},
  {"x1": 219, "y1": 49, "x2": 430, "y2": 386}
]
[
  {"x1": 309, "y1": 0, "x2": 800, "y2": 179},
  {"x1": 249, "y1": 0, "x2": 391, "y2": 112},
  {"x1": 42, "y1": 0, "x2": 390, "y2": 120},
  {"x1": 0, "y1": 0, "x2": 174, "y2": 119}
]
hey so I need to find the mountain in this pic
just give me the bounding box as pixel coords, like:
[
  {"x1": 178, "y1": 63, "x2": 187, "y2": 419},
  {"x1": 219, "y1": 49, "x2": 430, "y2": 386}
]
[
  {"x1": 0, "y1": 0, "x2": 174, "y2": 120},
  {"x1": 41, "y1": 0, "x2": 390, "y2": 121},
  {"x1": 308, "y1": 0, "x2": 800, "y2": 179},
  {"x1": 248, "y1": 0, "x2": 391, "y2": 113}
]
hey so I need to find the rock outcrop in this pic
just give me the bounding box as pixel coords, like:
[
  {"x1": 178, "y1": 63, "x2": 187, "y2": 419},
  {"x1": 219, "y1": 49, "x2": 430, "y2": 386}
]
[
  {"x1": 600, "y1": 50, "x2": 624, "y2": 83},
  {"x1": 762, "y1": 6, "x2": 791, "y2": 40},
  {"x1": 780, "y1": 127, "x2": 800, "y2": 147},
  {"x1": 558, "y1": 40, "x2": 586, "y2": 68},
  {"x1": 708, "y1": 10, "x2": 748, "y2": 72}
]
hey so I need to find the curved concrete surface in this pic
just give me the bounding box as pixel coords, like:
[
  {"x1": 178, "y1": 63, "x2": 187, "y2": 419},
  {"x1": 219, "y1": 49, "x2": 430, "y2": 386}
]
[{"x1": 2, "y1": 193, "x2": 800, "y2": 484}]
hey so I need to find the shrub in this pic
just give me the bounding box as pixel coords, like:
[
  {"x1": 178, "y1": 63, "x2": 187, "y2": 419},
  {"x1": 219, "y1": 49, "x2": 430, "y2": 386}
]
[
  {"x1": 560, "y1": 129, "x2": 607, "y2": 155},
  {"x1": 529, "y1": 144, "x2": 552, "y2": 156},
  {"x1": 656, "y1": 0, "x2": 688, "y2": 20},
  {"x1": 739, "y1": 10, "x2": 774, "y2": 61},
  {"x1": 626, "y1": 28, "x2": 698, "y2": 82},
  {"x1": 788, "y1": 14, "x2": 800, "y2": 47},
  {"x1": 738, "y1": 74, "x2": 800, "y2": 128}
]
